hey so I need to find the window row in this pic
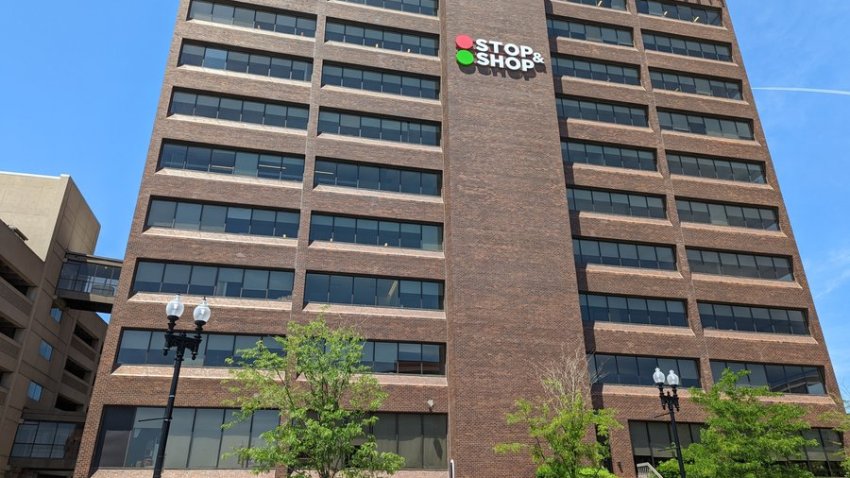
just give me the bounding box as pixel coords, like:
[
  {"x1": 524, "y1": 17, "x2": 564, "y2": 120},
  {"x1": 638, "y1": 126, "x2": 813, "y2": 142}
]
[
  {"x1": 637, "y1": 0, "x2": 723, "y2": 26},
  {"x1": 698, "y1": 302, "x2": 809, "y2": 335},
  {"x1": 650, "y1": 69, "x2": 741, "y2": 100},
  {"x1": 170, "y1": 90, "x2": 309, "y2": 129},
  {"x1": 566, "y1": 0, "x2": 627, "y2": 10},
  {"x1": 546, "y1": 18, "x2": 634, "y2": 46},
  {"x1": 323, "y1": 63, "x2": 439, "y2": 100},
  {"x1": 337, "y1": 0, "x2": 438, "y2": 17},
  {"x1": 188, "y1": 1, "x2": 316, "y2": 37},
  {"x1": 562, "y1": 141, "x2": 657, "y2": 171},
  {"x1": 95, "y1": 406, "x2": 278, "y2": 469},
  {"x1": 315, "y1": 159, "x2": 441, "y2": 196},
  {"x1": 146, "y1": 199, "x2": 300, "y2": 238},
  {"x1": 133, "y1": 262, "x2": 294, "y2": 300},
  {"x1": 711, "y1": 361, "x2": 826, "y2": 395},
  {"x1": 325, "y1": 21, "x2": 438, "y2": 56},
  {"x1": 304, "y1": 273, "x2": 443, "y2": 310},
  {"x1": 579, "y1": 293, "x2": 687, "y2": 327},
  {"x1": 568, "y1": 187, "x2": 666, "y2": 219},
  {"x1": 179, "y1": 42, "x2": 312, "y2": 82},
  {"x1": 573, "y1": 238, "x2": 676, "y2": 271},
  {"x1": 370, "y1": 413, "x2": 447, "y2": 469},
  {"x1": 667, "y1": 153, "x2": 765, "y2": 184},
  {"x1": 658, "y1": 109, "x2": 753, "y2": 140},
  {"x1": 677, "y1": 199, "x2": 778, "y2": 231},
  {"x1": 631, "y1": 422, "x2": 844, "y2": 476},
  {"x1": 311, "y1": 214, "x2": 442, "y2": 251},
  {"x1": 589, "y1": 354, "x2": 701, "y2": 388},
  {"x1": 117, "y1": 329, "x2": 446, "y2": 375},
  {"x1": 557, "y1": 97, "x2": 648, "y2": 127},
  {"x1": 552, "y1": 55, "x2": 641, "y2": 86},
  {"x1": 630, "y1": 421, "x2": 704, "y2": 469},
  {"x1": 11, "y1": 421, "x2": 77, "y2": 459},
  {"x1": 158, "y1": 141, "x2": 305, "y2": 181},
  {"x1": 318, "y1": 110, "x2": 440, "y2": 146},
  {"x1": 687, "y1": 249, "x2": 793, "y2": 281},
  {"x1": 547, "y1": 17, "x2": 633, "y2": 47},
  {"x1": 643, "y1": 32, "x2": 732, "y2": 62}
]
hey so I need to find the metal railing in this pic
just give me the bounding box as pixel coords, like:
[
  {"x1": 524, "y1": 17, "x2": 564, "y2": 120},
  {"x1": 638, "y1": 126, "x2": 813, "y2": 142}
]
[
  {"x1": 637, "y1": 462, "x2": 663, "y2": 478},
  {"x1": 57, "y1": 254, "x2": 121, "y2": 298}
]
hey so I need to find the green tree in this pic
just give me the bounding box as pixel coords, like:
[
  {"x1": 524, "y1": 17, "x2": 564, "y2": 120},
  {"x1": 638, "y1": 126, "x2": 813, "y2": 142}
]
[
  {"x1": 494, "y1": 351, "x2": 621, "y2": 478},
  {"x1": 657, "y1": 369, "x2": 816, "y2": 478},
  {"x1": 223, "y1": 319, "x2": 404, "y2": 478}
]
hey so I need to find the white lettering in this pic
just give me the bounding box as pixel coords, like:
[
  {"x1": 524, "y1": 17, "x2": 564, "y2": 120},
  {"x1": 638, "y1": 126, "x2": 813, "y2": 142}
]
[
  {"x1": 475, "y1": 51, "x2": 490, "y2": 66},
  {"x1": 521, "y1": 59, "x2": 535, "y2": 71},
  {"x1": 490, "y1": 40, "x2": 503, "y2": 54},
  {"x1": 520, "y1": 45, "x2": 533, "y2": 57},
  {"x1": 504, "y1": 43, "x2": 520, "y2": 56},
  {"x1": 489, "y1": 54, "x2": 505, "y2": 68},
  {"x1": 474, "y1": 38, "x2": 489, "y2": 52},
  {"x1": 505, "y1": 57, "x2": 522, "y2": 71}
]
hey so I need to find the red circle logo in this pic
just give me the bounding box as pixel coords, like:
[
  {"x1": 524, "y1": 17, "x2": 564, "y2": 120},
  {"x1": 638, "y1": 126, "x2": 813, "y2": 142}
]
[{"x1": 455, "y1": 34, "x2": 474, "y2": 50}]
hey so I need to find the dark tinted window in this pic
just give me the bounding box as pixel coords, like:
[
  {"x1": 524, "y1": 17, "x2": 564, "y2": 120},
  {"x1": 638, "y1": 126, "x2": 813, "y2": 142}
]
[
  {"x1": 650, "y1": 69, "x2": 741, "y2": 100},
  {"x1": 643, "y1": 32, "x2": 732, "y2": 62},
  {"x1": 179, "y1": 42, "x2": 312, "y2": 81},
  {"x1": 188, "y1": 1, "x2": 316, "y2": 36},
  {"x1": 322, "y1": 63, "x2": 439, "y2": 100},
  {"x1": 677, "y1": 199, "x2": 778, "y2": 231},
  {"x1": 305, "y1": 272, "x2": 443, "y2": 310},
  {"x1": 94, "y1": 406, "x2": 278, "y2": 469},
  {"x1": 169, "y1": 90, "x2": 309, "y2": 129},
  {"x1": 658, "y1": 109, "x2": 753, "y2": 140},
  {"x1": 310, "y1": 214, "x2": 442, "y2": 251},
  {"x1": 589, "y1": 354, "x2": 700, "y2": 388},
  {"x1": 158, "y1": 141, "x2": 304, "y2": 181},
  {"x1": 325, "y1": 21, "x2": 438, "y2": 56},
  {"x1": 580, "y1": 293, "x2": 687, "y2": 327},
  {"x1": 369, "y1": 413, "x2": 448, "y2": 469},
  {"x1": 574, "y1": 238, "x2": 676, "y2": 271},
  {"x1": 667, "y1": 153, "x2": 765, "y2": 183},
  {"x1": 630, "y1": 421, "x2": 704, "y2": 469},
  {"x1": 318, "y1": 110, "x2": 440, "y2": 146},
  {"x1": 567, "y1": 0, "x2": 627, "y2": 10},
  {"x1": 552, "y1": 55, "x2": 640, "y2": 85},
  {"x1": 547, "y1": 17, "x2": 634, "y2": 47},
  {"x1": 557, "y1": 97, "x2": 648, "y2": 127},
  {"x1": 315, "y1": 159, "x2": 441, "y2": 196},
  {"x1": 710, "y1": 361, "x2": 826, "y2": 395},
  {"x1": 698, "y1": 302, "x2": 809, "y2": 335},
  {"x1": 147, "y1": 199, "x2": 299, "y2": 238},
  {"x1": 687, "y1": 248, "x2": 793, "y2": 281},
  {"x1": 336, "y1": 0, "x2": 438, "y2": 16},
  {"x1": 637, "y1": 0, "x2": 722, "y2": 25},
  {"x1": 133, "y1": 261, "x2": 294, "y2": 300},
  {"x1": 563, "y1": 141, "x2": 656, "y2": 171},
  {"x1": 569, "y1": 188, "x2": 666, "y2": 219}
]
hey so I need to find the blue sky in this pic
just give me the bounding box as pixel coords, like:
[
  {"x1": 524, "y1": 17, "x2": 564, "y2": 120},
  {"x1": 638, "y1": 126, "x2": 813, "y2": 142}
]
[{"x1": 0, "y1": 2, "x2": 847, "y2": 391}]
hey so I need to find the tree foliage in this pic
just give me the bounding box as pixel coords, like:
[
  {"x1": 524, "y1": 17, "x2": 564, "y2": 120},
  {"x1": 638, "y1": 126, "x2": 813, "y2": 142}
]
[
  {"x1": 494, "y1": 351, "x2": 621, "y2": 478},
  {"x1": 223, "y1": 319, "x2": 404, "y2": 478},
  {"x1": 657, "y1": 369, "x2": 816, "y2": 478}
]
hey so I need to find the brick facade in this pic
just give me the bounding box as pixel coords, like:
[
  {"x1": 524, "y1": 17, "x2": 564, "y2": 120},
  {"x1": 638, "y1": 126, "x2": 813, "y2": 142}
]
[{"x1": 75, "y1": 1, "x2": 844, "y2": 477}]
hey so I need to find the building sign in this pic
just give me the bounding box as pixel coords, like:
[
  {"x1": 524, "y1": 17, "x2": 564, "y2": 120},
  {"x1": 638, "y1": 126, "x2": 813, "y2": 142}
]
[{"x1": 455, "y1": 34, "x2": 545, "y2": 72}]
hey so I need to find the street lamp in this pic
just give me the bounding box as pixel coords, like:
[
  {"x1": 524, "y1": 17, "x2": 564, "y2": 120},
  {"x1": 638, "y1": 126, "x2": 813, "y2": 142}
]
[
  {"x1": 152, "y1": 295, "x2": 211, "y2": 478},
  {"x1": 653, "y1": 367, "x2": 687, "y2": 478}
]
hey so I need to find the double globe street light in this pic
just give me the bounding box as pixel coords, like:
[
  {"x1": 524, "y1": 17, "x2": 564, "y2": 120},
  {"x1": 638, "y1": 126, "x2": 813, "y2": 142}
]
[
  {"x1": 152, "y1": 295, "x2": 211, "y2": 478},
  {"x1": 653, "y1": 367, "x2": 687, "y2": 478}
]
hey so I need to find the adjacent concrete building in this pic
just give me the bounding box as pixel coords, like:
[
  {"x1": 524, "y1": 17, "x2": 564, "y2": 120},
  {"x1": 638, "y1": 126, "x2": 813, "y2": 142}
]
[
  {"x1": 0, "y1": 173, "x2": 118, "y2": 477},
  {"x1": 76, "y1": 0, "x2": 844, "y2": 477}
]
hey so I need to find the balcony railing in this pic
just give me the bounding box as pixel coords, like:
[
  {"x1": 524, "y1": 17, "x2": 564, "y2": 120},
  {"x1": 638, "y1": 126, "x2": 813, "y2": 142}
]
[{"x1": 56, "y1": 253, "x2": 122, "y2": 313}]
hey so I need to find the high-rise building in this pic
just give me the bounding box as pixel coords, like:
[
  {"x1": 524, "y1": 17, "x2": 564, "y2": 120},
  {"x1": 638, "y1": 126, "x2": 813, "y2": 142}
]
[
  {"x1": 75, "y1": 1, "x2": 844, "y2": 477},
  {"x1": 0, "y1": 172, "x2": 119, "y2": 478}
]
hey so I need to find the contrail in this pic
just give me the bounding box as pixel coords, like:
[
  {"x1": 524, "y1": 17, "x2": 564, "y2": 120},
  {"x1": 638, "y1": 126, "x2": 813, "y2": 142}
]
[{"x1": 753, "y1": 87, "x2": 850, "y2": 97}]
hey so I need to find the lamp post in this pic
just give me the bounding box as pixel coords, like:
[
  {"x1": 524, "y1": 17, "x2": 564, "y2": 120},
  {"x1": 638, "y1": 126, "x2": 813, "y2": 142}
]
[
  {"x1": 152, "y1": 295, "x2": 211, "y2": 478},
  {"x1": 653, "y1": 367, "x2": 687, "y2": 478}
]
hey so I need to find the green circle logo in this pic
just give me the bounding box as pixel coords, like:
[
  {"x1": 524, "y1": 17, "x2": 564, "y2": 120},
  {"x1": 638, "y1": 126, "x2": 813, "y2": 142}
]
[{"x1": 456, "y1": 49, "x2": 475, "y2": 66}]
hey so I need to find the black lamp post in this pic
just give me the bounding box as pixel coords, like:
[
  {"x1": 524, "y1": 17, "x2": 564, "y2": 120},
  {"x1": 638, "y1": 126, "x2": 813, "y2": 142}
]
[
  {"x1": 653, "y1": 367, "x2": 687, "y2": 478},
  {"x1": 152, "y1": 295, "x2": 211, "y2": 478}
]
